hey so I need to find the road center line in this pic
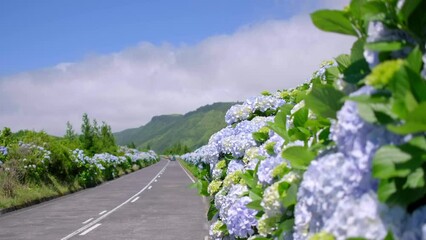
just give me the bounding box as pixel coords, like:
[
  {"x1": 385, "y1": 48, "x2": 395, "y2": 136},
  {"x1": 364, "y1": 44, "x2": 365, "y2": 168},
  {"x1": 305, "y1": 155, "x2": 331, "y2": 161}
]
[
  {"x1": 82, "y1": 218, "x2": 93, "y2": 224},
  {"x1": 130, "y1": 196, "x2": 140, "y2": 203},
  {"x1": 98, "y1": 210, "x2": 107, "y2": 215},
  {"x1": 79, "y1": 223, "x2": 102, "y2": 236},
  {"x1": 61, "y1": 160, "x2": 170, "y2": 240}
]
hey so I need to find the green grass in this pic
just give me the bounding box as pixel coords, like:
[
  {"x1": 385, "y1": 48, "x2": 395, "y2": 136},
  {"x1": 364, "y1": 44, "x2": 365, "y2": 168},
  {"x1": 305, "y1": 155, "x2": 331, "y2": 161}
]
[
  {"x1": 0, "y1": 161, "x2": 158, "y2": 211},
  {"x1": 178, "y1": 159, "x2": 200, "y2": 180}
]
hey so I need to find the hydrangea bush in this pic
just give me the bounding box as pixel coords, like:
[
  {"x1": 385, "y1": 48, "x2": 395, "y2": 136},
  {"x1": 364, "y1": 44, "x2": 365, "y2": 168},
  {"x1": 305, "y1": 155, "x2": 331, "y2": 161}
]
[{"x1": 182, "y1": 0, "x2": 426, "y2": 239}]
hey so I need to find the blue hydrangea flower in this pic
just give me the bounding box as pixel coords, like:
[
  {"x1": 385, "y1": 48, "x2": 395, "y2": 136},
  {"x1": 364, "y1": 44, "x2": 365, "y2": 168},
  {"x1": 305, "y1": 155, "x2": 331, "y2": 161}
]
[
  {"x1": 331, "y1": 86, "x2": 404, "y2": 186},
  {"x1": 227, "y1": 160, "x2": 245, "y2": 175},
  {"x1": 218, "y1": 184, "x2": 248, "y2": 224},
  {"x1": 294, "y1": 151, "x2": 367, "y2": 240},
  {"x1": 225, "y1": 196, "x2": 258, "y2": 238},
  {"x1": 0, "y1": 146, "x2": 8, "y2": 156},
  {"x1": 323, "y1": 191, "x2": 406, "y2": 240},
  {"x1": 257, "y1": 156, "x2": 285, "y2": 185},
  {"x1": 402, "y1": 206, "x2": 426, "y2": 240},
  {"x1": 225, "y1": 95, "x2": 284, "y2": 125},
  {"x1": 364, "y1": 21, "x2": 414, "y2": 69}
]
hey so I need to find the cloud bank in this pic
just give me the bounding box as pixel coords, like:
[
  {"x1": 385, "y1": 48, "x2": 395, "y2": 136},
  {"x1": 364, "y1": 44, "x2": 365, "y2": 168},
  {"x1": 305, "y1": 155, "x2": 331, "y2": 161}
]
[{"x1": 0, "y1": 14, "x2": 354, "y2": 136}]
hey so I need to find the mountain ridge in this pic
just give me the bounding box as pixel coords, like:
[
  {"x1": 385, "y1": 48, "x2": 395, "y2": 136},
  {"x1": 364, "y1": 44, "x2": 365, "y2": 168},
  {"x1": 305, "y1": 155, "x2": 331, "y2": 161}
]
[{"x1": 113, "y1": 102, "x2": 236, "y2": 153}]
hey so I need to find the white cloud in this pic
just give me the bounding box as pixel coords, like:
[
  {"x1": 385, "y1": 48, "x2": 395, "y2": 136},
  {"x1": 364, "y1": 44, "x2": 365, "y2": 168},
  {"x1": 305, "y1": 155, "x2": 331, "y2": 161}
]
[{"x1": 0, "y1": 13, "x2": 354, "y2": 136}]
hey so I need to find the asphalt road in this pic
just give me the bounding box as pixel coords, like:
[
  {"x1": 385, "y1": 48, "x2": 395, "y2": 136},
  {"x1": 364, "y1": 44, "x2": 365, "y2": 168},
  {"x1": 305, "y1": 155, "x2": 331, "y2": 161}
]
[{"x1": 0, "y1": 159, "x2": 208, "y2": 240}]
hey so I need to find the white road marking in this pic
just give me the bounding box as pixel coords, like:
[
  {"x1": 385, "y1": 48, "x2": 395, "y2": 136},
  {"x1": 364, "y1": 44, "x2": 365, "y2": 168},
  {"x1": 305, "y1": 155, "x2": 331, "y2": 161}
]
[
  {"x1": 98, "y1": 210, "x2": 107, "y2": 215},
  {"x1": 130, "y1": 196, "x2": 140, "y2": 203},
  {"x1": 204, "y1": 235, "x2": 209, "y2": 240},
  {"x1": 177, "y1": 160, "x2": 195, "y2": 183},
  {"x1": 154, "y1": 179, "x2": 158, "y2": 182},
  {"x1": 148, "y1": 186, "x2": 152, "y2": 190},
  {"x1": 60, "y1": 161, "x2": 170, "y2": 240},
  {"x1": 79, "y1": 223, "x2": 101, "y2": 236},
  {"x1": 82, "y1": 218, "x2": 93, "y2": 224}
]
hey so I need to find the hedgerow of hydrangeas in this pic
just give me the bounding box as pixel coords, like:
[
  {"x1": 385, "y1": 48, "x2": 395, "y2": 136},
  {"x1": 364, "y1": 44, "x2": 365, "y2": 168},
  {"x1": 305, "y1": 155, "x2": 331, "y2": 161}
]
[{"x1": 182, "y1": 1, "x2": 426, "y2": 239}]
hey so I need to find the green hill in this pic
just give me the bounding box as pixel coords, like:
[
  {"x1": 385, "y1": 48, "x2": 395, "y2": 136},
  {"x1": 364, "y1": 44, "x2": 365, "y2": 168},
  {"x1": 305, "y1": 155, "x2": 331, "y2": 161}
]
[{"x1": 114, "y1": 102, "x2": 236, "y2": 153}]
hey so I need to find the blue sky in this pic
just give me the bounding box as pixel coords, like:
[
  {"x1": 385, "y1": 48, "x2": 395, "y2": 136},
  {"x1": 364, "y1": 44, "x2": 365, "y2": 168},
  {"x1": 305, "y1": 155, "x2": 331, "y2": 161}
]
[
  {"x1": 0, "y1": 0, "x2": 329, "y2": 76},
  {"x1": 0, "y1": 0, "x2": 352, "y2": 135}
]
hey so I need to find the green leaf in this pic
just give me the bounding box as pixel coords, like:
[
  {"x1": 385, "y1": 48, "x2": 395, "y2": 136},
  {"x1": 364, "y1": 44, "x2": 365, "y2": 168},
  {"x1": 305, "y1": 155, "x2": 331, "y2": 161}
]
[
  {"x1": 275, "y1": 218, "x2": 295, "y2": 238},
  {"x1": 357, "y1": 103, "x2": 377, "y2": 123},
  {"x1": 406, "y1": 66, "x2": 426, "y2": 102},
  {"x1": 282, "y1": 183, "x2": 298, "y2": 207},
  {"x1": 398, "y1": 0, "x2": 422, "y2": 21},
  {"x1": 343, "y1": 58, "x2": 370, "y2": 84},
  {"x1": 406, "y1": 47, "x2": 423, "y2": 72},
  {"x1": 311, "y1": 10, "x2": 358, "y2": 36},
  {"x1": 405, "y1": 168, "x2": 425, "y2": 189},
  {"x1": 377, "y1": 179, "x2": 397, "y2": 202},
  {"x1": 325, "y1": 66, "x2": 340, "y2": 83},
  {"x1": 207, "y1": 204, "x2": 218, "y2": 221},
  {"x1": 293, "y1": 107, "x2": 308, "y2": 127},
  {"x1": 350, "y1": 0, "x2": 368, "y2": 20},
  {"x1": 361, "y1": 1, "x2": 387, "y2": 21},
  {"x1": 388, "y1": 103, "x2": 426, "y2": 134},
  {"x1": 282, "y1": 146, "x2": 316, "y2": 170},
  {"x1": 365, "y1": 41, "x2": 406, "y2": 51},
  {"x1": 249, "y1": 190, "x2": 262, "y2": 201},
  {"x1": 335, "y1": 54, "x2": 351, "y2": 73},
  {"x1": 246, "y1": 199, "x2": 263, "y2": 211},
  {"x1": 405, "y1": 0, "x2": 426, "y2": 41},
  {"x1": 253, "y1": 132, "x2": 269, "y2": 144},
  {"x1": 351, "y1": 38, "x2": 366, "y2": 62},
  {"x1": 372, "y1": 145, "x2": 412, "y2": 179},
  {"x1": 305, "y1": 84, "x2": 345, "y2": 119},
  {"x1": 384, "y1": 231, "x2": 395, "y2": 240}
]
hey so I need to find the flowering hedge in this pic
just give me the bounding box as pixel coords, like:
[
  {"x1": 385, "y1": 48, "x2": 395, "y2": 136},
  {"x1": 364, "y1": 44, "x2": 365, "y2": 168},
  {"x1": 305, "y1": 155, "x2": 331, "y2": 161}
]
[
  {"x1": 0, "y1": 128, "x2": 159, "y2": 206},
  {"x1": 182, "y1": 1, "x2": 426, "y2": 239}
]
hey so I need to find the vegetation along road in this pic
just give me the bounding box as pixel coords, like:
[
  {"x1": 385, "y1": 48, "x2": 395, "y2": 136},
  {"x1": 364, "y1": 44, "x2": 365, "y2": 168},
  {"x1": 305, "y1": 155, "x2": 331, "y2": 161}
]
[{"x1": 0, "y1": 159, "x2": 208, "y2": 240}]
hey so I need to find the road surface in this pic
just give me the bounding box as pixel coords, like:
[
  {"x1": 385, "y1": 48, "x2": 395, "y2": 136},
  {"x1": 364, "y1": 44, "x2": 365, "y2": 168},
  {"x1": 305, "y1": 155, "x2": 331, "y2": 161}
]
[{"x1": 0, "y1": 159, "x2": 208, "y2": 240}]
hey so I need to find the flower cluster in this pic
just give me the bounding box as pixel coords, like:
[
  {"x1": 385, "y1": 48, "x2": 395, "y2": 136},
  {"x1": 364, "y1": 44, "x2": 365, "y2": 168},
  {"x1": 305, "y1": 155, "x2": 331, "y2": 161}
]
[{"x1": 225, "y1": 95, "x2": 285, "y2": 125}]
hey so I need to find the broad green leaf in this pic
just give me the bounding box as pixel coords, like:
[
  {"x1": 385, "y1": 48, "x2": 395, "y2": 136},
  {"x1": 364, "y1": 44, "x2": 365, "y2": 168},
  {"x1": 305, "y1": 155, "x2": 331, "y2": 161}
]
[
  {"x1": 403, "y1": 0, "x2": 426, "y2": 41},
  {"x1": 311, "y1": 10, "x2": 358, "y2": 36},
  {"x1": 343, "y1": 59, "x2": 370, "y2": 83},
  {"x1": 253, "y1": 132, "x2": 269, "y2": 144},
  {"x1": 325, "y1": 66, "x2": 340, "y2": 83},
  {"x1": 207, "y1": 204, "x2": 218, "y2": 221},
  {"x1": 305, "y1": 84, "x2": 345, "y2": 119},
  {"x1": 246, "y1": 199, "x2": 263, "y2": 211},
  {"x1": 361, "y1": 1, "x2": 387, "y2": 21},
  {"x1": 365, "y1": 41, "x2": 406, "y2": 51},
  {"x1": 372, "y1": 145, "x2": 412, "y2": 179},
  {"x1": 275, "y1": 218, "x2": 295, "y2": 238},
  {"x1": 398, "y1": 0, "x2": 422, "y2": 21},
  {"x1": 405, "y1": 168, "x2": 425, "y2": 189},
  {"x1": 249, "y1": 190, "x2": 262, "y2": 201},
  {"x1": 293, "y1": 107, "x2": 309, "y2": 127},
  {"x1": 282, "y1": 183, "x2": 298, "y2": 207},
  {"x1": 406, "y1": 66, "x2": 426, "y2": 102},
  {"x1": 335, "y1": 54, "x2": 351, "y2": 73},
  {"x1": 357, "y1": 103, "x2": 377, "y2": 123},
  {"x1": 377, "y1": 179, "x2": 397, "y2": 202},
  {"x1": 384, "y1": 231, "x2": 395, "y2": 240},
  {"x1": 388, "y1": 103, "x2": 426, "y2": 134},
  {"x1": 350, "y1": 0, "x2": 368, "y2": 20},
  {"x1": 351, "y1": 38, "x2": 366, "y2": 62},
  {"x1": 282, "y1": 146, "x2": 316, "y2": 170},
  {"x1": 406, "y1": 47, "x2": 423, "y2": 72}
]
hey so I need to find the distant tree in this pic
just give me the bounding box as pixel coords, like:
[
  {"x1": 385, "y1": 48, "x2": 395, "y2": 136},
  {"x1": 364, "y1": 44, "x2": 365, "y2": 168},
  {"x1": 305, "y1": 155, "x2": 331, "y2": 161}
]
[
  {"x1": 127, "y1": 142, "x2": 136, "y2": 149},
  {"x1": 64, "y1": 121, "x2": 77, "y2": 140},
  {"x1": 80, "y1": 113, "x2": 94, "y2": 153}
]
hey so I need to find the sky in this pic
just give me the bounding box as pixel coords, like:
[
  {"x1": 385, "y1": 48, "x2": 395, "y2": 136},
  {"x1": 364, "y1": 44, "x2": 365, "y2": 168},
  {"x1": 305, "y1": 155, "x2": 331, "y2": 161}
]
[{"x1": 0, "y1": 0, "x2": 353, "y2": 136}]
